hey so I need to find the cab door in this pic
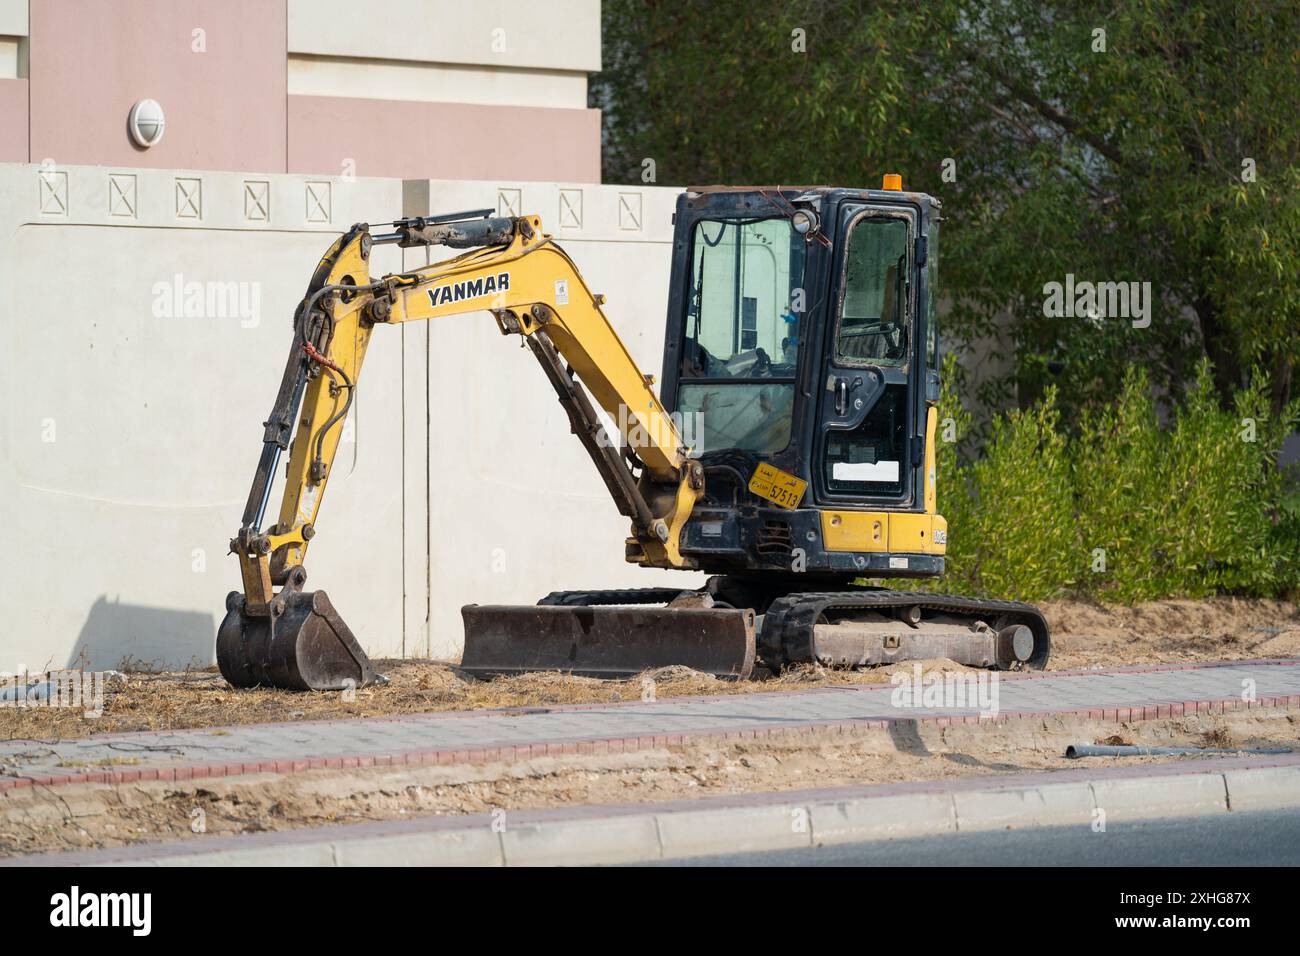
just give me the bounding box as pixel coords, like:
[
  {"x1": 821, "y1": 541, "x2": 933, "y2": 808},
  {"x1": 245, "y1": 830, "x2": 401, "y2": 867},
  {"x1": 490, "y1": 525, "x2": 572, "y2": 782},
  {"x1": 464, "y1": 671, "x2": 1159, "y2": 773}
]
[{"x1": 814, "y1": 202, "x2": 924, "y2": 508}]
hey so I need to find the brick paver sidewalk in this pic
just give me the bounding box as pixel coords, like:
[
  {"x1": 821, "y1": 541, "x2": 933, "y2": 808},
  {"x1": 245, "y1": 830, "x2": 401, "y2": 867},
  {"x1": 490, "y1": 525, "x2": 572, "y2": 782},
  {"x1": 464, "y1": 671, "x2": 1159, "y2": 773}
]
[{"x1": 2, "y1": 660, "x2": 1297, "y2": 791}]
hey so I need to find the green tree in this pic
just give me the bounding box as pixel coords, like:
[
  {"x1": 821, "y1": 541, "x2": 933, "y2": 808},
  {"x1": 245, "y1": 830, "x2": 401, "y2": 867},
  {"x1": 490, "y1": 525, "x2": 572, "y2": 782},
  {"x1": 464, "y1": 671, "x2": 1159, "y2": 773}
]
[{"x1": 595, "y1": 0, "x2": 1300, "y2": 417}]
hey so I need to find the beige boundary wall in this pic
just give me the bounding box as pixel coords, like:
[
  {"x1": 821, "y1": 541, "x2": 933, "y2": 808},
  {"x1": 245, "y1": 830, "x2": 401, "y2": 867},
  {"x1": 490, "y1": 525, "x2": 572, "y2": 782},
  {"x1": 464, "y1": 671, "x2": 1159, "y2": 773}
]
[{"x1": 0, "y1": 162, "x2": 693, "y2": 671}]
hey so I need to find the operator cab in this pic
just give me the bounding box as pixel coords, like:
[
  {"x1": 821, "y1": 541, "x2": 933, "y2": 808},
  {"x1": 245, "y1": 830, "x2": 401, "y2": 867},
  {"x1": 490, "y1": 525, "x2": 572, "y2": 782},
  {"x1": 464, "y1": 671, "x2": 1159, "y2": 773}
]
[{"x1": 661, "y1": 180, "x2": 944, "y2": 578}]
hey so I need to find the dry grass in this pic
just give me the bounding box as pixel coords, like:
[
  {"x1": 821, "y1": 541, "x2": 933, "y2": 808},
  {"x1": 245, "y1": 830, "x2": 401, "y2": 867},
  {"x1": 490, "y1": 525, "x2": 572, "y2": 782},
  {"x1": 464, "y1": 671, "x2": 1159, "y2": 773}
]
[
  {"x1": 0, "y1": 659, "x2": 944, "y2": 742},
  {"x1": 2, "y1": 597, "x2": 1296, "y2": 742}
]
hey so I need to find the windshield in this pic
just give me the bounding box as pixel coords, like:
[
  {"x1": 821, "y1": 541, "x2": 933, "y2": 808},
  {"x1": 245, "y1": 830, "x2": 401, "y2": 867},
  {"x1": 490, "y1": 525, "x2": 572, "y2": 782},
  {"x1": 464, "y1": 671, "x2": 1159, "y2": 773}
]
[
  {"x1": 677, "y1": 217, "x2": 806, "y2": 454},
  {"x1": 681, "y1": 217, "x2": 805, "y2": 378}
]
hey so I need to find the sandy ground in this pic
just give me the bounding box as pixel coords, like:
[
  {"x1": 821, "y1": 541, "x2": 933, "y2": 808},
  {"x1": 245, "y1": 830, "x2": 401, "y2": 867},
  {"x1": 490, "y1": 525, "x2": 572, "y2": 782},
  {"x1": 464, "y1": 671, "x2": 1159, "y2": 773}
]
[
  {"x1": 0, "y1": 598, "x2": 1294, "y2": 738},
  {"x1": 2, "y1": 709, "x2": 1295, "y2": 858},
  {"x1": 1, "y1": 597, "x2": 1297, "y2": 741},
  {"x1": 1043, "y1": 597, "x2": 1300, "y2": 669}
]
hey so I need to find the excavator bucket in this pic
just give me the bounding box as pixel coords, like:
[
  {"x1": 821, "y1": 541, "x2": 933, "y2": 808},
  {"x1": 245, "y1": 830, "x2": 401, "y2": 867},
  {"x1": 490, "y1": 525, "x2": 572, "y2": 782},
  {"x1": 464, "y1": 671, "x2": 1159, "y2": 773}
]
[
  {"x1": 459, "y1": 605, "x2": 757, "y2": 680},
  {"x1": 216, "y1": 590, "x2": 379, "y2": 691}
]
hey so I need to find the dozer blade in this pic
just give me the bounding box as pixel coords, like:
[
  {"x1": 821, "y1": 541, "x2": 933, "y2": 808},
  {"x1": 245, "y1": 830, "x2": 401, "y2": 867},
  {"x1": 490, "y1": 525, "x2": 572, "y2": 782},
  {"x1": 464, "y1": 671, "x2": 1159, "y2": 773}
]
[
  {"x1": 216, "y1": 589, "x2": 379, "y2": 691},
  {"x1": 460, "y1": 605, "x2": 756, "y2": 680}
]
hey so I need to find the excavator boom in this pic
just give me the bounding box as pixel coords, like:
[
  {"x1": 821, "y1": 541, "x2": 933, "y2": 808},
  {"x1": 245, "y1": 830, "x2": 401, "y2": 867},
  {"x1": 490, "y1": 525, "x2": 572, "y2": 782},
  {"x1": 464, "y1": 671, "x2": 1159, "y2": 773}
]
[{"x1": 218, "y1": 211, "x2": 754, "y2": 689}]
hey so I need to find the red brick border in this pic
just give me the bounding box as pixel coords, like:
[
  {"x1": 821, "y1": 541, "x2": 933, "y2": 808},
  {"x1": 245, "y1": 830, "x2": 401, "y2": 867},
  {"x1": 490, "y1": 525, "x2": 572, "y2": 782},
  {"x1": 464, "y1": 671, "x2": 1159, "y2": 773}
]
[
  {"x1": 40, "y1": 656, "x2": 1289, "y2": 742},
  {"x1": 4, "y1": 689, "x2": 1296, "y2": 795}
]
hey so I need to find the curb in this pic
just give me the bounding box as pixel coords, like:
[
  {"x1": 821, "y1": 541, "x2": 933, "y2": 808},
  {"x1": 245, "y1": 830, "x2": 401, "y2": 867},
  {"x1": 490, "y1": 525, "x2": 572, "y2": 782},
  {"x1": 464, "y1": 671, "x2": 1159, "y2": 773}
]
[{"x1": 8, "y1": 757, "x2": 1300, "y2": 867}]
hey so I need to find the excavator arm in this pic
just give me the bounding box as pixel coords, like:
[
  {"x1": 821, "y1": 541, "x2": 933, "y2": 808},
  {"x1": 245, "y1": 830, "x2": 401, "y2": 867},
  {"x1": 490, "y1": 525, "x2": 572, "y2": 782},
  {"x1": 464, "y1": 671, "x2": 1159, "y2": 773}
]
[
  {"x1": 380, "y1": 214, "x2": 704, "y2": 569},
  {"x1": 217, "y1": 212, "x2": 744, "y2": 691}
]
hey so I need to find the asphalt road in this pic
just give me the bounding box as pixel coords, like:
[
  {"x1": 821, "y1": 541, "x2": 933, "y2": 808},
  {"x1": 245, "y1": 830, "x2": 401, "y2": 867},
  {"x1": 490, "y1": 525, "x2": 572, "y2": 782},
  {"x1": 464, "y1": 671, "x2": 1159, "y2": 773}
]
[{"x1": 644, "y1": 808, "x2": 1300, "y2": 866}]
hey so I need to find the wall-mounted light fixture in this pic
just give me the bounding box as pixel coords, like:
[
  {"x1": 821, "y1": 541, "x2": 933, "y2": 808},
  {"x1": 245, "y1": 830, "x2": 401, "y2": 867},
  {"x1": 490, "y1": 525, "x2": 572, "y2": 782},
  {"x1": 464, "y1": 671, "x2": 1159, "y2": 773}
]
[{"x1": 128, "y1": 99, "x2": 166, "y2": 148}]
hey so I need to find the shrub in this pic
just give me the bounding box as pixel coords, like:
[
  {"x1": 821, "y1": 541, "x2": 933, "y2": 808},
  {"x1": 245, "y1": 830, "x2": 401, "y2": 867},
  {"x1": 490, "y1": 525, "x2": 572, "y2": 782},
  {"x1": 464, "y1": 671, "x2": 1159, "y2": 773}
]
[
  {"x1": 957, "y1": 387, "x2": 1078, "y2": 601},
  {"x1": 934, "y1": 358, "x2": 1300, "y2": 604},
  {"x1": 1159, "y1": 364, "x2": 1275, "y2": 596},
  {"x1": 1073, "y1": 366, "x2": 1166, "y2": 602},
  {"x1": 934, "y1": 357, "x2": 1077, "y2": 602}
]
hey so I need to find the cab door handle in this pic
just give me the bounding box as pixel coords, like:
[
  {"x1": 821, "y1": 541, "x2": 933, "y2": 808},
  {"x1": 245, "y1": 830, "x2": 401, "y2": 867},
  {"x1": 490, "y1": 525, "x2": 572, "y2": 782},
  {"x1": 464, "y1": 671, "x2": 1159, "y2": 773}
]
[{"x1": 834, "y1": 376, "x2": 864, "y2": 415}]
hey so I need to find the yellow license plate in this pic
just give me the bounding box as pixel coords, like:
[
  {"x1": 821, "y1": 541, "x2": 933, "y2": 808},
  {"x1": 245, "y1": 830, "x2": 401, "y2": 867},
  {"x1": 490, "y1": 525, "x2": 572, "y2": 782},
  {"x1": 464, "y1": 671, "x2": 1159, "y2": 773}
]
[{"x1": 748, "y1": 462, "x2": 808, "y2": 510}]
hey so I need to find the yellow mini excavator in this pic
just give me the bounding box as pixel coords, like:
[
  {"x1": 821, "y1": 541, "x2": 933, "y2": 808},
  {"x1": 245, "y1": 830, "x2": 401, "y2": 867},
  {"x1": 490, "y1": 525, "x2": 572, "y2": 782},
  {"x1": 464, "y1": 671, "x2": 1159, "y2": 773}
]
[{"x1": 217, "y1": 180, "x2": 1050, "y2": 690}]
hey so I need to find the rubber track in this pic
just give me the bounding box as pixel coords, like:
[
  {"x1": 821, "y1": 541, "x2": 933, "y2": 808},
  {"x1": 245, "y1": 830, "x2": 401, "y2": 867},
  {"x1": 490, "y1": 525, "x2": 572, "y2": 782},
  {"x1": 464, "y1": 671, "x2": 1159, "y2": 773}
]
[
  {"x1": 537, "y1": 587, "x2": 1052, "y2": 671},
  {"x1": 762, "y1": 590, "x2": 1052, "y2": 670}
]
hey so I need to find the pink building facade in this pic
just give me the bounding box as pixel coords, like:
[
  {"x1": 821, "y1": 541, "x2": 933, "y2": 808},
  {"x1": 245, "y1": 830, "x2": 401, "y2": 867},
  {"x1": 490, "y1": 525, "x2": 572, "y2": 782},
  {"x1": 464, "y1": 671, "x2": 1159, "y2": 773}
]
[{"x1": 0, "y1": 0, "x2": 602, "y2": 181}]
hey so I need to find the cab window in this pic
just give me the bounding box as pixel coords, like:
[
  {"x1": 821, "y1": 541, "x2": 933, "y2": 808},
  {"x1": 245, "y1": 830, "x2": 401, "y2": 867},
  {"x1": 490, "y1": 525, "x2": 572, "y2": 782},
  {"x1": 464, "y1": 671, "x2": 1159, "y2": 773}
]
[
  {"x1": 678, "y1": 217, "x2": 806, "y2": 454},
  {"x1": 835, "y1": 216, "x2": 910, "y2": 367}
]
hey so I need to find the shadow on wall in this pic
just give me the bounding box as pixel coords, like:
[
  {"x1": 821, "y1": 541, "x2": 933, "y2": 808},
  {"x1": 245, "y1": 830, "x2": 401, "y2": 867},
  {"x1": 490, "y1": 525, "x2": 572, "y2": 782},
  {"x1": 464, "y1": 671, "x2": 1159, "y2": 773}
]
[{"x1": 68, "y1": 597, "x2": 216, "y2": 672}]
